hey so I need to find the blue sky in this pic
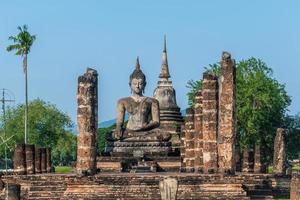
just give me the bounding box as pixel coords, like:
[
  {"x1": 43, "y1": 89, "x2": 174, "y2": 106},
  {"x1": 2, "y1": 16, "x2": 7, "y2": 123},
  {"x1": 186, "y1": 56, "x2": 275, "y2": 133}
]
[{"x1": 0, "y1": 1, "x2": 299, "y2": 124}]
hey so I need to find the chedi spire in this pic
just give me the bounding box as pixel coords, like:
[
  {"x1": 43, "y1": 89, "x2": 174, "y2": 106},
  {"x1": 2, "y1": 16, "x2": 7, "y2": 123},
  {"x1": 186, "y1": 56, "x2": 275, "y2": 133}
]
[{"x1": 159, "y1": 35, "x2": 171, "y2": 79}]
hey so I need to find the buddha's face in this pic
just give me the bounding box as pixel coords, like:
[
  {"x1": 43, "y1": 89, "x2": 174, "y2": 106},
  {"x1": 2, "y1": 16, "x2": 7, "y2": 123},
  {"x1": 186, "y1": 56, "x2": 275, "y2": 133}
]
[{"x1": 130, "y1": 78, "x2": 145, "y2": 95}]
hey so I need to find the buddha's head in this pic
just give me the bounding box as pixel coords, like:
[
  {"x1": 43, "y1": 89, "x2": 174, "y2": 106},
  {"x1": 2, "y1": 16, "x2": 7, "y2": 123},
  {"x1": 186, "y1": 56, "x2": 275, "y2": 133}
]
[{"x1": 129, "y1": 57, "x2": 146, "y2": 95}]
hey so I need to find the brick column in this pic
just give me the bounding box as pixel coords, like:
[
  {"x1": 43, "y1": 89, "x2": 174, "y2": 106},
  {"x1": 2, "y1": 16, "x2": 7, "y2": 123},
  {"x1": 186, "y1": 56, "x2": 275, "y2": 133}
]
[
  {"x1": 183, "y1": 108, "x2": 195, "y2": 172},
  {"x1": 290, "y1": 171, "x2": 300, "y2": 200},
  {"x1": 202, "y1": 73, "x2": 218, "y2": 173},
  {"x1": 13, "y1": 144, "x2": 26, "y2": 175},
  {"x1": 273, "y1": 128, "x2": 287, "y2": 175},
  {"x1": 35, "y1": 147, "x2": 41, "y2": 173},
  {"x1": 194, "y1": 91, "x2": 203, "y2": 173},
  {"x1": 46, "y1": 148, "x2": 52, "y2": 173},
  {"x1": 254, "y1": 144, "x2": 263, "y2": 173},
  {"x1": 180, "y1": 125, "x2": 186, "y2": 171},
  {"x1": 41, "y1": 148, "x2": 47, "y2": 173},
  {"x1": 25, "y1": 144, "x2": 35, "y2": 174},
  {"x1": 242, "y1": 149, "x2": 254, "y2": 173},
  {"x1": 218, "y1": 51, "x2": 236, "y2": 174},
  {"x1": 76, "y1": 68, "x2": 98, "y2": 175}
]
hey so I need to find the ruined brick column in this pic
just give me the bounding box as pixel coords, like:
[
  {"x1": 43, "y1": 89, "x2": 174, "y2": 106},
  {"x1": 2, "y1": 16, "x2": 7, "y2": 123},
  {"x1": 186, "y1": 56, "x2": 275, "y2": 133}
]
[
  {"x1": 218, "y1": 51, "x2": 236, "y2": 174},
  {"x1": 180, "y1": 125, "x2": 186, "y2": 171},
  {"x1": 183, "y1": 108, "x2": 195, "y2": 172},
  {"x1": 35, "y1": 147, "x2": 41, "y2": 173},
  {"x1": 290, "y1": 171, "x2": 300, "y2": 200},
  {"x1": 273, "y1": 128, "x2": 287, "y2": 175},
  {"x1": 76, "y1": 68, "x2": 98, "y2": 175},
  {"x1": 235, "y1": 148, "x2": 242, "y2": 172},
  {"x1": 194, "y1": 91, "x2": 203, "y2": 173},
  {"x1": 202, "y1": 73, "x2": 218, "y2": 173},
  {"x1": 41, "y1": 148, "x2": 47, "y2": 173},
  {"x1": 46, "y1": 148, "x2": 52, "y2": 173},
  {"x1": 242, "y1": 149, "x2": 254, "y2": 173},
  {"x1": 13, "y1": 144, "x2": 26, "y2": 175},
  {"x1": 25, "y1": 144, "x2": 35, "y2": 174},
  {"x1": 254, "y1": 144, "x2": 262, "y2": 173}
]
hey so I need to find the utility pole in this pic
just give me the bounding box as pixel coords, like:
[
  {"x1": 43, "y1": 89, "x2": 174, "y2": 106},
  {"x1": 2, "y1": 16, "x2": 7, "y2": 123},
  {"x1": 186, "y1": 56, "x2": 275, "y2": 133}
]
[{"x1": 0, "y1": 88, "x2": 15, "y2": 200}]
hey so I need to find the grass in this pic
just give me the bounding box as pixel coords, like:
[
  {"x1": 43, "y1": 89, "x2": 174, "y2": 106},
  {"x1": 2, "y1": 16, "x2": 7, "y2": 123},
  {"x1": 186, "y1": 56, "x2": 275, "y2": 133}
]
[{"x1": 55, "y1": 166, "x2": 73, "y2": 174}]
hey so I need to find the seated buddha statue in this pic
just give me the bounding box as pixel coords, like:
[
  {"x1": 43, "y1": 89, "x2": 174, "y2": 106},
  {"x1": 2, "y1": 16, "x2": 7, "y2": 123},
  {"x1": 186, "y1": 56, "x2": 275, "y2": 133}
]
[{"x1": 112, "y1": 57, "x2": 170, "y2": 142}]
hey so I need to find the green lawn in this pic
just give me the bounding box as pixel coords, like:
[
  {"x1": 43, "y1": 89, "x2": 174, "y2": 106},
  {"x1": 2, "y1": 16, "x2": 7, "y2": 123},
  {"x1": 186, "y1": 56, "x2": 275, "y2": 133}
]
[{"x1": 55, "y1": 166, "x2": 73, "y2": 174}]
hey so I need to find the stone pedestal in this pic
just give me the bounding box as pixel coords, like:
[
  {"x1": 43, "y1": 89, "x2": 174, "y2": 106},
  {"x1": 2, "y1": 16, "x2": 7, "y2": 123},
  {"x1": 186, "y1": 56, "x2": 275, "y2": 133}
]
[
  {"x1": 76, "y1": 68, "x2": 98, "y2": 175},
  {"x1": 13, "y1": 144, "x2": 26, "y2": 175},
  {"x1": 273, "y1": 128, "x2": 287, "y2": 175},
  {"x1": 202, "y1": 73, "x2": 218, "y2": 173},
  {"x1": 41, "y1": 148, "x2": 47, "y2": 173},
  {"x1": 35, "y1": 147, "x2": 41, "y2": 173},
  {"x1": 25, "y1": 144, "x2": 35, "y2": 174},
  {"x1": 194, "y1": 91, "x2": 203, "y2": 173},
  {"x1": 218, "y1": 52, "x2": 236, "y2": 174}
]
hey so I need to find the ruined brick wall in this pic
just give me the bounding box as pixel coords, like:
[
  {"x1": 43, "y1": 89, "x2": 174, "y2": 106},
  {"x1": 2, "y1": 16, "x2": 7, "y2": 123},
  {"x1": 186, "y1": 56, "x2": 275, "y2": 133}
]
[
  {"x1": 182, "y1": 108, "x2": 195, "y2": 172},
  {"x1": 25, "y1": 144, "x2": 35, "y2": 174},
  {"x1": 194, "y1": 91, "x2": 203, "y2": 173},
  {"x1": 218, "y1": 52, "x2": 236, "y2": 174},
  {"x1": 273, "y1": 128, "x2": 287, "y2": 175},
  {"x1": 13, "y1": 144, "x2": 26, "y2": 175},
  {"x1": 76, "y1": 68, "x2": 98, "y2": 175},
  {"x1": 202, "y1": 73, "x2": 218, "y2": 173}
]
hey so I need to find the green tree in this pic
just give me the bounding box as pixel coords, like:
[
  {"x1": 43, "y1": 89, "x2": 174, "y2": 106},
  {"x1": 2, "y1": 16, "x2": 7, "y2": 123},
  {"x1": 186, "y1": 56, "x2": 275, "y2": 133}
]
[
  {"x1": 0, "y1": 99, "x2": 75, "y2": 165},
  {"x1": 6, "y1": 25, "x2": 36, "y2": 144},
  {"x1": 187, "y1": 58, "x2": 291, "y2": 158},
  {"x1": 284, "y1": 114, "x2": 300, "y2": 160}
]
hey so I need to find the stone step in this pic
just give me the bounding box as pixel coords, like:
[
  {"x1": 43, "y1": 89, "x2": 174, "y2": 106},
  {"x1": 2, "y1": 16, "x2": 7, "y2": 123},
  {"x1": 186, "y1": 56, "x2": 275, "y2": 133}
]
[{"x1": 250, "y1": 195, "x2": 274, "y2": 200}]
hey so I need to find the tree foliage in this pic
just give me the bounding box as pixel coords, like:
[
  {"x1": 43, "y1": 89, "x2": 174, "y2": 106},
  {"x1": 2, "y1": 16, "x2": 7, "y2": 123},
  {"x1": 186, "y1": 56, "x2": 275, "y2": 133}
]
[
  {"x1": 0, "y1": 99, "x2": 75, "y2": 165},
  {"x1": 187, "y1": 58, "x2": 291, "y2": 156}
]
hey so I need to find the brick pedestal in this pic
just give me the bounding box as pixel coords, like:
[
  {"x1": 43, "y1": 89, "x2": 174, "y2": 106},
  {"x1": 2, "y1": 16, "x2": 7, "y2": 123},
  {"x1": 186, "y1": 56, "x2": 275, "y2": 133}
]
[
  {"x1": 202, "y1": 73, "x2": 218, "y2": 173},
  {"x1": 76, "y1": 68, "x2": 98, "y2": 175}
]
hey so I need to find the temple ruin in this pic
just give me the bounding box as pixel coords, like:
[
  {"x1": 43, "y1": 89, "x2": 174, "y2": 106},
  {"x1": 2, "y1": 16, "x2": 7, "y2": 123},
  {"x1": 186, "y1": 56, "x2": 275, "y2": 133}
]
[{"x1": 0, "y1": 40, "x2": 295, "y2": 199}]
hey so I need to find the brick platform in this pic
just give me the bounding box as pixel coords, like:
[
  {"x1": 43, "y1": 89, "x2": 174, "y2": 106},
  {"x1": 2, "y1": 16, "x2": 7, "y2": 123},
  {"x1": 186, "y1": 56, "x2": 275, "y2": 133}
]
[{"x1": 0, "y1": 173, "x2": 290, "y2": 200}]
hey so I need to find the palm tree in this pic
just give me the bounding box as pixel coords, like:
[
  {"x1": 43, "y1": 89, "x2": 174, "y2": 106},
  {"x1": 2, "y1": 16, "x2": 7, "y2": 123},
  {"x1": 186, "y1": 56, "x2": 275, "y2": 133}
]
[{"x1": 7, "y1": 25, "x2": 36, "y2": 144}]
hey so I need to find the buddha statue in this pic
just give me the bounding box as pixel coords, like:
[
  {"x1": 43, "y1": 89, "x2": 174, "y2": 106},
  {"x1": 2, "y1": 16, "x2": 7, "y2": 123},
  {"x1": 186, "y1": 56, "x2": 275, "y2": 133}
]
[{"x1": 111, "y1": 57, "x2": 170, "y2": 141}]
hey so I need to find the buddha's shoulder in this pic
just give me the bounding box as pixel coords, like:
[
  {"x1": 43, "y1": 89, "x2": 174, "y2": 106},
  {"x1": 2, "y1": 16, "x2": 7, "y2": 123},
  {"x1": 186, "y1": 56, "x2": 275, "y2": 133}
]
[
  {"x1": 144, "y1": 97, "x2": 159, "y2": 104},
  {"x1": 117, "y1": 97, "x2": 132, "y2": 104}
]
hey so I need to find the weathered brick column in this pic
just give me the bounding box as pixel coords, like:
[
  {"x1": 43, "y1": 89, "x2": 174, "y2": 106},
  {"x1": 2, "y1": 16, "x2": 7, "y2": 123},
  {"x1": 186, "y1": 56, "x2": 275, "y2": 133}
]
[
  {"x1": 3, "y1": 183, "x2": 20, "y2": 200},
  {"x1": 254, "y1": 144, "x2": 263, "y2": 173},
  {"x1": 76, "y1": 68, "x2": 98, "y2": 175},
  {"x1": 25, "y1": 144, "x2": 35, "y2": 174},
  {"x1": 180, "y1": 125, "x2": 186, "y2": 171},
  {"x1": 41, "y1": 148, "x2": 47, "y2": 173},
  {"x1": 235, "y1": 148, "x2": 242, "y2": 172},
  {"x1": 46, "y1": 148, "x2": 52, "y2": 173},
  {"x1": 35, "y1": 147, "x2": 41, "y2": 173},
  {"x1": 194, "y1": 91, "x2": 203, "y2": 173},
  {"x1": 13, "y1": 144, "x2": 26, "y2": 175},
  {"x1": 273, "y1": 128, "x2": 287, "y2": 175},
  {"x1": 290, "y1": 171, "x2": 300, "y2": 200},
  {"x1": 242, "y1": 149, "x2": 254, "y2": 173},
  {"x1": 202, "y1": 73, "x2": 218, "y2": 173},
  {"x1": 218, "y1": 52, "x2": 236, "y2": 174},
  {"x1": 183, "y1": 107, "x2": 195, "y2": 172}
]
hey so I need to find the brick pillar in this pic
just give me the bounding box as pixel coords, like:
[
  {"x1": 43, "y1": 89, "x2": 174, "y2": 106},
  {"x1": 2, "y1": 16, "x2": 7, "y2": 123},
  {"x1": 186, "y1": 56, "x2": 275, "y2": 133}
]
[
  {"x1": 183, "y1": 108, "x2": 195, "y2": 172},
  {"x1": 41, "y1": 148, "x2": 47, "y2": 173},
  {"x1": 4, "y1": 183, "x2": 20, "y2": 200},
  {"x1": 202, "y1": 73, "x2": 218, "y2": 173},
  {"x1": 242, "y1": 149, "x2": 254, "y2": 173},
  {"x1": 235, "y1": 148, "x2": 242, "y2": 172},
  {"x1": 35, "y1": 147, "x2": 41, "y2": 173},
  {"x1": 273, "y1": 128, "x2": 287, "y2": 175},
  {"x1": 25, "y1": 144, "x2": 35, "y2": 174},
  {"x1": 180, "y1": 125, "x2": 186, "y2": 171},
  {"x1": 290, "y1": 171, "x2": 300, "y2": 200},
  {"x1": 254, "y1": 144, "x2": 263, "y2": 173},
  {"x1": 13, "y1": 144, "x2": 26, "y2": 175},
  {"x1": 218, "y1": 52, "x2": 236, "y2": 174},
  {"x1": 46, "y1": 148, "x2": 52, "y2": 173},
  {"x1": 194, "y1": 91, "x2": 203, "y2": 173},
  {"x1": 76, "y1": 68, "x2": 98, "y2": 175}
]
